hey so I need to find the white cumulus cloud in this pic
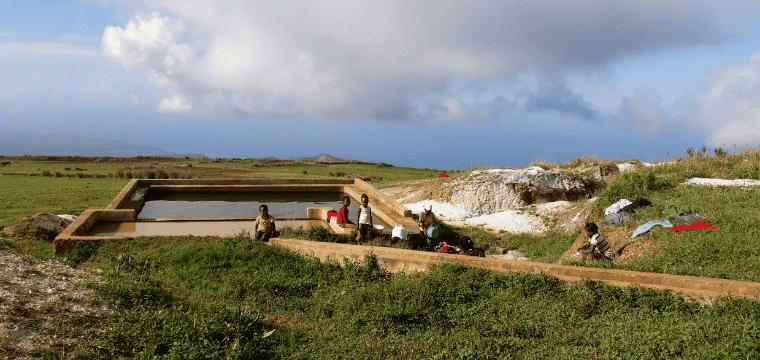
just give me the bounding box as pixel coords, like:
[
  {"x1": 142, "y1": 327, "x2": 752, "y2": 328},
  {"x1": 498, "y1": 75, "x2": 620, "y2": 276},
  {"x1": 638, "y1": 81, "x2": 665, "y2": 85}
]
[
  {"x1": 695, "y1": 53, "x2": 760, "y2": 148},
  {"x1": 101, "y1": 1, "x2": 740, "y2": 120}
]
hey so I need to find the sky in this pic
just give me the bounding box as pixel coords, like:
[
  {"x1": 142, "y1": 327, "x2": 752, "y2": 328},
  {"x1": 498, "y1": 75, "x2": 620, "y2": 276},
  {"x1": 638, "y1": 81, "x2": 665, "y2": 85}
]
[{"x1": 3, "y1": 1, "x2": 760, "y2": 170}]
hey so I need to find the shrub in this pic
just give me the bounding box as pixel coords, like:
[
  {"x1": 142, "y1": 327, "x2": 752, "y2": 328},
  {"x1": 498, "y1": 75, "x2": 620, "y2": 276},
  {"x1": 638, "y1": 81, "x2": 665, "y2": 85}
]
[
  {"x1": 595, "y1": 169, "x2": 674, "y2": 216},
  {"x1": 41, "y1": 170, "x2": 51, "y2": 177},
  {"x1": 156, "y1": 169, "x2": 169, "y2": 179}
]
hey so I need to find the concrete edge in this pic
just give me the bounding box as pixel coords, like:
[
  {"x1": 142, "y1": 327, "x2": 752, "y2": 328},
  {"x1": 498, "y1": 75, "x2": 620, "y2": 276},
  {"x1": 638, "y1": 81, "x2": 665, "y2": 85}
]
[{"x1": 269, "y1": 238, "x2": 760, "y2": 300}]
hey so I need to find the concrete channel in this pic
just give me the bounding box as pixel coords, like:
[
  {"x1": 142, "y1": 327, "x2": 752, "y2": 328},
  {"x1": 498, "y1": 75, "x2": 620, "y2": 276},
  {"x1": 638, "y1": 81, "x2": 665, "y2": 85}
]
[{"x1": 270, "y1": 238, "x2": 760, "y2": 302}]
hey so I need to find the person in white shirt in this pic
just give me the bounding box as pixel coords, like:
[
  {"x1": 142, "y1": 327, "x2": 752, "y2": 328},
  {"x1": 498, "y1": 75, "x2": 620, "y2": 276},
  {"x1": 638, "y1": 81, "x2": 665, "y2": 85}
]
[{"x1": 355, "y1": 194, "x2": 373, "y2": 244}]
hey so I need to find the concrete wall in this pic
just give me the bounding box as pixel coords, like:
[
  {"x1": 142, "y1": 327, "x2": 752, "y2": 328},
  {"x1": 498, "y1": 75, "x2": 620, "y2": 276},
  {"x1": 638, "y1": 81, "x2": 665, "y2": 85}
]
[
  {"x1": 53, "y1": 209, "x2": 135, "y2": 255},
  {"x1": 55, "y1": 178, "x2": 416, "y2": 252},
  {"x1": 270, "y1": 238, "x2": 760, "y2": 301}
]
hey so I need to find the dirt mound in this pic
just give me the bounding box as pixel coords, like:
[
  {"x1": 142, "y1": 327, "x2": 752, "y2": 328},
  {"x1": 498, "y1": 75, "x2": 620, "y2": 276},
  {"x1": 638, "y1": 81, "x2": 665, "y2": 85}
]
[{"x1": 559, "y1": 227, "x2": 660, "y2": 263}]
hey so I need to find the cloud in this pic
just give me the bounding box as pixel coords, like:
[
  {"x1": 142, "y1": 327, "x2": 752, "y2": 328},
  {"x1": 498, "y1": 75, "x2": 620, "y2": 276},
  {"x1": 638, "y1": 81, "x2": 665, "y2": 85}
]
[
  {"x1": 525, "y1": 79, "x2": 599, "y2": 122},
  {"x1": 101, "y1": 1, "x2": 740, "y2": 120},
  {"x1": 696, "y1": 53, "x2": 760, "y2": 147},
  {"x1": 0, "y1": 42, "x2": 99, "y2": 58},
  {"x1": 619, "y1": 88, "x2": 672, "y2": 135}
]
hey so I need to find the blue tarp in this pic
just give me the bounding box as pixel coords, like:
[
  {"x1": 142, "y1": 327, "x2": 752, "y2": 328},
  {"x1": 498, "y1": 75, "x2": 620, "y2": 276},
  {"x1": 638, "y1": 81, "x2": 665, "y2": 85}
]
[{"x1": 631, "y1": 219, "x2": 674, "y2": 239}]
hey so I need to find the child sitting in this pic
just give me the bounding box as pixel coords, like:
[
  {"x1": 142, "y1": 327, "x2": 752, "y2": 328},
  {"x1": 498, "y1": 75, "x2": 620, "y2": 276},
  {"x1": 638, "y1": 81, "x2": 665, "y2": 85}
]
[
  {"x1": 338, "y1": 195, "x2": 355, "y2": 228},
  {"x1": 580, "y1": 222, "x2": 614, "y2": 261},
  {"x1": 254, "y1": 204, "x2": 276, "y2": 242}
]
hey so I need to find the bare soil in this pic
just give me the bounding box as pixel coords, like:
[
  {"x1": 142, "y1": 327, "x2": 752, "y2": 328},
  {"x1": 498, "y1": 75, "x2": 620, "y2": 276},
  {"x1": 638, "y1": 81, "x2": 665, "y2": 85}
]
[
  {"x1": 0, "y1": 246, "x2": 109, "y2": 359},
  {"x1": 559, "y1": 227, "x2": 660, "y2": 263}
]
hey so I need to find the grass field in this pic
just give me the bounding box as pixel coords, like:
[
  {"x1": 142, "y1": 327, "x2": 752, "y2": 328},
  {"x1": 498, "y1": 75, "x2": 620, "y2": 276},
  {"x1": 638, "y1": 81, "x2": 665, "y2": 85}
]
[
  {"x1": 0, "y1": 155, "x2": 448, "y2": 189},
  {"x1": 3, "y1": 152, "x2": 760, "y2": 358},
  {"x1": 0, "y1": 175, "x2": 127, "y2": 227},
  {"x1": 58, "y1": 235, "x2": 760, "y2": 358}
]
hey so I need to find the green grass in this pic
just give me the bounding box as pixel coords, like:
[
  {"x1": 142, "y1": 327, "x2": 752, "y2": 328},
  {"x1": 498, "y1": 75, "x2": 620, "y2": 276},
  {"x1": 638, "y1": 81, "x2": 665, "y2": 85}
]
[
  {"x1": 0, "y1": 155, "x2": 448, "y2": 189},
  {"x1": 0, "y1": 175, "x2": 126, "y2": 227},
  {"x1": 499, "y1": 230, "x2": 580, "y2": 263},
  {"x1": 6, "y1": 151, "x2": 760, "y2": 357},
  {"x1": 78, "y1": 234, "x2": 760, "y2": 358},
  {"x1": 614, "y1": 185, "x2": 760, "y2": 281}
]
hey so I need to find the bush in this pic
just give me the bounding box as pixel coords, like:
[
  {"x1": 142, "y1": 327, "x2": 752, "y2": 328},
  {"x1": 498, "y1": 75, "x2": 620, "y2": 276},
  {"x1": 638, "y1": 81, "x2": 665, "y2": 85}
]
[{"x1": 595, "y1": 169, "x2": 674, "y2": 215}]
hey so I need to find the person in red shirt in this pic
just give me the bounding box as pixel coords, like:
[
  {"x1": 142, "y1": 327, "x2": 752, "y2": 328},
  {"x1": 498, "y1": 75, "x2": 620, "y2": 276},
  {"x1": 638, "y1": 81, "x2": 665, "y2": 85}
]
[{"x1": 338, "y1": 195, "x2": 355, "y2": 228}]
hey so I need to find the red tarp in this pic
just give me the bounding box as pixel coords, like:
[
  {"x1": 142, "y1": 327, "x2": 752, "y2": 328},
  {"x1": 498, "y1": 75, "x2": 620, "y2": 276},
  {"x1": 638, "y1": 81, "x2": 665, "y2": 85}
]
[
  {"x1": 669, "y1": 221, "x2": 718, "y2": 232},
  {"x1": 438, "y1": 172, "x2": 448, "y2": 178}
]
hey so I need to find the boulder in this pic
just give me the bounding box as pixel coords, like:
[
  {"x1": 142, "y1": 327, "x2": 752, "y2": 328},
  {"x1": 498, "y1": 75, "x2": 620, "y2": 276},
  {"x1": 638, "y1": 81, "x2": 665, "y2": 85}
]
[
  {"x1": 26, "y1": 213, "x2": 74, "y2": 232},
  {"x1": 591, "y1": 162, "x2": 620, "y2": 188}
]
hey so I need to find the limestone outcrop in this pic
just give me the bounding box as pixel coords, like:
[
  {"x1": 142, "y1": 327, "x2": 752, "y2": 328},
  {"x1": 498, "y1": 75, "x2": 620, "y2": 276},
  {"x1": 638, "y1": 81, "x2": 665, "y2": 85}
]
[{"x1": 433, "y1": 166, "x2": 592, "y2": 216}]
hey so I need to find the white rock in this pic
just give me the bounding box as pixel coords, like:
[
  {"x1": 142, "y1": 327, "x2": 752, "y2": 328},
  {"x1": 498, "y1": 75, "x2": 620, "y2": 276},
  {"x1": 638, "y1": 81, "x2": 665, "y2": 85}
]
[
  {"x1": 682, "y1": 177, "x2": 760, "y2": 187},
  {"x1": 27, "y1": 213, "x2": 73, "y2": 232}
]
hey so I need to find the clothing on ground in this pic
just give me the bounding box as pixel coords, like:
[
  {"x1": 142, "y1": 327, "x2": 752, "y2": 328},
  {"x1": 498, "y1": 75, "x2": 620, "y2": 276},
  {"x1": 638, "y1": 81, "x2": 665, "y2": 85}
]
[
  {"x1": 605, "y1": 199, "x2": 632, "y2": 216},
  {"x1": 669, "y1": 221, "x2": 718, "y2": 232},
  {"x1": 665, "y1": 214, "x2": 704, "y2": 222},
  {"x1": 663, "y1": 204, "x2": 691, "y2": 217},
  {"x1": 631, "y1": 219, "x2": 674, "y2": 239},
  {"x1": 603, "y1": 212, "x2": 631, "y2": 226}
]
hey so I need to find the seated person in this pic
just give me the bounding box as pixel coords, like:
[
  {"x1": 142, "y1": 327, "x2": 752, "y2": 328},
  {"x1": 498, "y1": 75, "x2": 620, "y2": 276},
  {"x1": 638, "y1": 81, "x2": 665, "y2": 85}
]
[
  {"x1": 338, "y1": 195, "x2": 355, "y2": 228},
  {"x1": 254, "y1": 204, "x2": 276, "y2": 242},
  {"x1": 579, "y1": 222, "x2": 614, "y2": 261},
  {"x1": 419, "y1": 204, "x2": 437, "y2": 237}
]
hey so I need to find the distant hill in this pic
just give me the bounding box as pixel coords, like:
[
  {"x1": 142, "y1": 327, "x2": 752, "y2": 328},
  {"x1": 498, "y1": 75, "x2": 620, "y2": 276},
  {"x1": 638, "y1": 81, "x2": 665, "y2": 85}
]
[
  {"x1": 0, "y1": 129, "x2": 182, "y2": 157},
  {"x1": 292, "y1": 153, "x2": 349, "y2": 163}
]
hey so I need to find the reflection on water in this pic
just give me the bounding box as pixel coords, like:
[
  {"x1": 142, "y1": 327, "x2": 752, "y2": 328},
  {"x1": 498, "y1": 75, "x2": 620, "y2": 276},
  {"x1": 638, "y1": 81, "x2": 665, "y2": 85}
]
[{"x1": 137, "y1": 191, "x2": 349, "y2": 220}]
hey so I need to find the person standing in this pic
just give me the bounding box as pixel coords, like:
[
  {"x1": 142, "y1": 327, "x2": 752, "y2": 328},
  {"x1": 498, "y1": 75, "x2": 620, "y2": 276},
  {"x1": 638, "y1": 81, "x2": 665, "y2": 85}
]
[{"x1": 355, "y1": 194, "x2": 373, "y2": 244}]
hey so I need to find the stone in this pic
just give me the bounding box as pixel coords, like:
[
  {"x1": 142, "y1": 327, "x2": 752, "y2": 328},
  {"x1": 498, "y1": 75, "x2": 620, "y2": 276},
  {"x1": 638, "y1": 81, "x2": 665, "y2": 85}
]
[
  {"x1": 26, "y1": 213, "x2": 74, "y2": 232},
  {"x1": 57, "y1": 214, "x2": 77, "y2": 223},
  {"x1": 591, "y1": 162, "x2": 620, "y2": 188}
]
